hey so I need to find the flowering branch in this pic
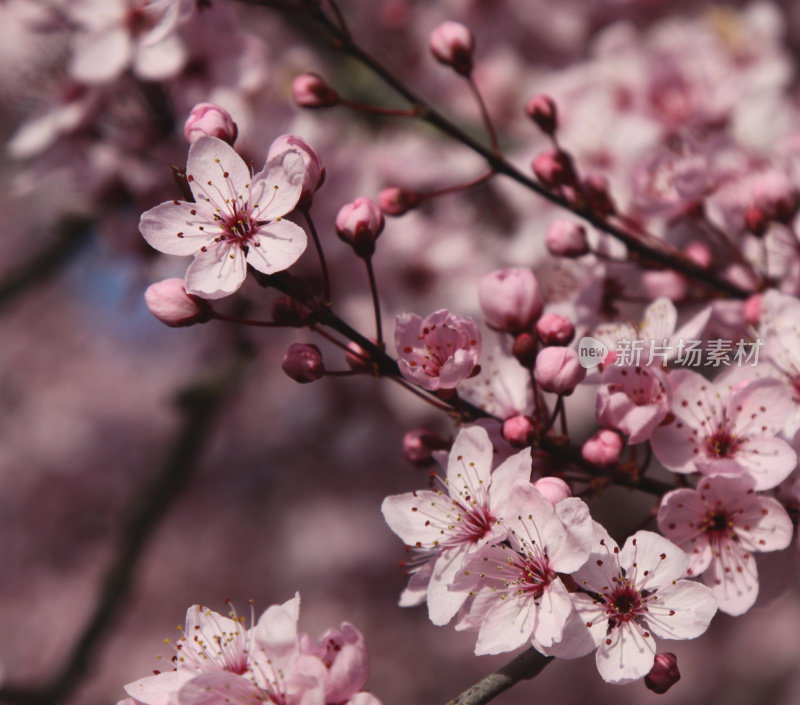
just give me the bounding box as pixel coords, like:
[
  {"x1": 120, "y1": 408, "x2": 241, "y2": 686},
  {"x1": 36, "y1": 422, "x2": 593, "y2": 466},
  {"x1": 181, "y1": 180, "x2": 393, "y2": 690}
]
[{"x1": 257, "y1": 0, "x2": 753, "y2": 299}]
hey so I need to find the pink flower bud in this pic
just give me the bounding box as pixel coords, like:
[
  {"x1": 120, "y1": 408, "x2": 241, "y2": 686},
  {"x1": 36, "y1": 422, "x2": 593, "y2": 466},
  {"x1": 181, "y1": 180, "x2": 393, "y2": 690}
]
[
  {"x1": 536, "y1": 313, "x2": 574, "y2": 346},
  {"x1": 645, "y1": 653, "x2": 680, "y2": 694},
  {"x1": 524, "y1": 94, "x2": 558, "y2": 134},
  {"x1": 292, "y1": 73, "x2": 339, "y2": 109},
  {"x1": 403, "y1": 428, "x2": 450, "y2": 467},
  {"x1": 545, "y1": 220, "x2": 588, "y2": 257},
  {"x1": 268, "y1": 134, "x2": 325, "y2": 205},
  {"x1": 335, "y1": 197, "x2": 385, "y2": 257},
  {"x1": 429, "y1": 21, "x2": 475, "y2": 75},
  {"x1": 534, "y1": 347, "x2": 585, "y2": 395},
  {"x1": 533, "y1": 476, "x2": 572, "y2": 504},
  {"x1": 378, "y1": 186, "x2": 421, "y2": 216},
  {"x1": 685, "y1": 241, "x2": 712, "y2": 268},
  {"x1": 144, "y1": 278, "x2": 210, "y2": 327},
  {"x1": 744, "y1": 293, "x2": 762, "y2": 326},
  {"x1": 478, "y1": 268, "x2": 543, "y2": 334},
  {"x1": 581, "y1": 174, "x2": 616, "y2": 216},
  {"x1": 581, "y1": 429, "x2": 623, "y2": 466},
  {"x1": 753, "y1": 171, "x2": 798, "y2": 223},
  {"x1": 184, "y1": 102, "x2": 238, "y2": 145},
  {"x1": 298, "y1": 624, "x2": 368, "y2": 704},
  {"x1": 512, "y1": 332, "x2": 537, "y2": 368},
  {"x1": 744, "y1": 205, "x2": 768, "y2": 236},
  {"x1": 282, "y1": 343, "x2": 324, "y2": 383},
  {"x1": 502, "y1": 415, "x2": 535, "y2": 448},
  {"x1": 531, "y1": 148, "x2": 577, "y2": 188}
]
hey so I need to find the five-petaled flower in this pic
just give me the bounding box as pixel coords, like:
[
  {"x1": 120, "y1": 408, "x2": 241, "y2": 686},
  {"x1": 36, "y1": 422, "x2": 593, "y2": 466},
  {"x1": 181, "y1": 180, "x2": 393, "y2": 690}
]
[
  {"x1": 569, "y1": 528, "x2": 717, "y2": 684},
  {"x1": 657, "y1": 475, "x2": 793, "y2": 615},
  {"x1": 139, "y1": 136, "x2": 308, "y2": 299}
]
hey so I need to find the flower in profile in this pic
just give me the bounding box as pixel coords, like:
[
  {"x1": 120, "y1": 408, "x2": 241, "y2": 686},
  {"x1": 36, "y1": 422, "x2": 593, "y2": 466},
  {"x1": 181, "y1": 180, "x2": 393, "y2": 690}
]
[
  {"x1": 452, "y1": 485, "x2": 592, "y2": 655},
  {"x1": 657, "y1": 475, "x2": 793, "y2": 615},
  {"x1": 139, "y1": 136, "x2": 307, "y2": 299},
  {"x1": 382, "y1": 425, "x2": 531, "y2": 625},
  {"x1": 571, "y1": 528, "x2": 717, "y2": 684},
  {"x1": 395, "y1": 309, "x2": 481, "y2": 391}
]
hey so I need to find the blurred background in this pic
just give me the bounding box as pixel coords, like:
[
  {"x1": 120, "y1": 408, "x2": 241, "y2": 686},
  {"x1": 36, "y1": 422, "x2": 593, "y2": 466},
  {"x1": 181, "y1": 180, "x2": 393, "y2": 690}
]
[{"x1": 2, "y1": 1, "x2": 800, "y2": 704}]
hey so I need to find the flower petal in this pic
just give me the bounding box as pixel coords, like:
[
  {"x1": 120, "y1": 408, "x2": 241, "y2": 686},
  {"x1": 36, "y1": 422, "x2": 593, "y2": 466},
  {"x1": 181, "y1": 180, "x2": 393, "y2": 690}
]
[
  {"x1": 251, "y1": 150, "x2": 305, "y2": 220},
  {"x1": 184, "y1": 242, "x2": 247, "y2": 299},
  {"x1": 595, "y1": 621, "x2": 655, "y2": 684},
  {"x1": 645, "y1": 580, "x2": 717, "y2": 639},
  {"x1": 139, "y1": 200, "x2": 220, "y2": 255},
  {"x1": 247, "y1": 219, "x2": 308, "y2": 275},
  {"x1": 186, "y1": 136, "x2": 251, "y2": 215}
]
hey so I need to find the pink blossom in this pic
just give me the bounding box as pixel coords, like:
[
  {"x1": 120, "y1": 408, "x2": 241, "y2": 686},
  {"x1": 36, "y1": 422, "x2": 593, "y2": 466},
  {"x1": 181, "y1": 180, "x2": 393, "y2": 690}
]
[
  {"x1": 184, "y1": 103, "x2": 238, "y2": 145},
  {"x1": 267, "y1": 135, "x2": 325, "y2": 206},
  {"x1": 453, "y1": 485, "x2": 592, "y2": 654},
  {"x1": 536, "y1": 313, "x2": 575, "y2": 346},
  {"x1": 595, "y1": 365, "x2": 671, "y2": 444},
  {"x1": 144, "y1": 278, "x2": 210, "y2": 327},
  {"x1": 67, "y1": 0, "x2": 188, "y2": 84},
  {"x1": 657, "y1": 475, "x2": 793, "y2": 615},
  {"x1": 650, "y1": 371, "x2": 797, "y2": 490},
  {"x1": 395, "y1": 309, "x2": 481, "y2": 391},
  {"x1": 534, "y1": 347, "x2": 585, "y2": 395},
  {"x1": 139, "y1": 136, "x2": 307, "y2": 299},
  {"x1": 478, "y1": 268, "x2": 543, "y2": 334},
  {"x1": 429, "y1": 21, "x2": 475, "y2": 75},
  {"x1": 298, "y1": 624, "x2": 368, "y2": 704},
  {"x1": 581, "y1": 429, "x2": 623, "y2": 466},
  {"x1": 571, "y1": 528, "x2": 717, "y2": 684},
  {"x1": 381, "y1": 426, "x2": 531, "y2": 625}
]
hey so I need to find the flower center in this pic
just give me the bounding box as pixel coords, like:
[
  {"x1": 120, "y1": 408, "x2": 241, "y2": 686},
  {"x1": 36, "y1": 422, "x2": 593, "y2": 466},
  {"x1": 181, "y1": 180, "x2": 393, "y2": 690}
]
[
  {"x1": 605, "y1": 583, "x2": 645, "y2": 623},
  {"x1": 705, "y1": 430, "x2": 739, "y2": 458}
]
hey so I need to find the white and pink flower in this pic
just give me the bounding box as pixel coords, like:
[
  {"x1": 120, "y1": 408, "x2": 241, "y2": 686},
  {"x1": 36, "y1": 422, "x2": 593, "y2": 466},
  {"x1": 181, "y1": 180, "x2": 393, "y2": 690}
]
[
  {"x1": 570, "y1": 528, "x2": 717, "y2": 684},
  {"x1": 650, "y1": 371, "x2": 797, "y2": 490},
  {"x1": 381, "y1": 425, "x2": 531, "y2": 625},
  {"x1": 452, "y1": 485, "x2": 592, "y2": 655},
  {"x1": 139, "y1": 136, "x2": 307, "y2": 299},
  {"x1": 657, "y1": 475, "x2": 793, "y2": 615}
]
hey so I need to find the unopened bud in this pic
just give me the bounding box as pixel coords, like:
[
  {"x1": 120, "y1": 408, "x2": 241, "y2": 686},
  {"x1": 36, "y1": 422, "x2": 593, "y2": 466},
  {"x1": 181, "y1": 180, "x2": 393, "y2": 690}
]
[
  {"x1": 524, "y1": 94, "x2": 558, "y2": 135},
  {"x1": 378, "y1": 186, "x2": 421, "y2": 216},
  {"x1": 184, "y1": 102, "x2": 238, "y2": 145},
  {"x1": 532, "y1": 148, "x2": 577, "y2": 189},
  {"x1": 744, "y1": 206, "x2": 768, "y2": 237},
  {"x1": 336, "y1": 197, "x2": 385, "y2": 258},
  {"x1": 546, "y1": 220, "x2": 588, "y2": 258},
  {"x1": 429, "y1": 21, "x2": 474, "y2": 75},
  {"x1": 403, "y1": 428, "x2": 450, "y2": 467},
  {"x1": 685, "y1": 241, "x2": 712, "y2": 269},
  {"x1": 534, "y1": 346, "x2": 585, "y2": 395},
  {"x1": 645, "y1": 653, "x2": 680, "y2": 694},
  {"x1": 478, "y1": 268, "x2": 543, "y2": 334},
  {"x1": 268, "y1": 134, "x2": 325, "y2": 206},
  {"x1": 533, "y1": 476, "x2": 572, "y2": 504},
  {"x1": 581, "y1": 174, "x2": 615, "y2": 216},
  {"x1": 512, "y1": 332, "x2": 537, "y2": 368},
  {"x1": 145, "y1": 278, "x2": 210, "y2": 327},
  {"x1": 536, "y1": 313, "x2": 574, "y2": 346},
  {"x1": 282, "y1": 343, "x2": 324, "y2": 383},
  {"x1": 292, "y1": 73, "x2": 339, "y2": 109},
  {"x1": 502, "y1": 415, "x2": 535, "y2": 448},
  {"x1": 581, "y1": 429, "x2": 623, "y2": 466}
]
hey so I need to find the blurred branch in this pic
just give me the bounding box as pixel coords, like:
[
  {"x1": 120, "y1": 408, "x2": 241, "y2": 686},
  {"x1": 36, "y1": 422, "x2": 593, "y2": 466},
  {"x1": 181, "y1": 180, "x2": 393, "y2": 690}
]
[
  {"x1": 445, "y1": 648, "x2": 553, "y2": 705},
  {"x1": 247, "y1": 0, "x2": 752, "y2": 299},
  {"x1": 0, "y1": 352, "x2": 250, "y2": 705},
  {"x1": 0, "y1": 217, "x2": 92, "y2": 316}
]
